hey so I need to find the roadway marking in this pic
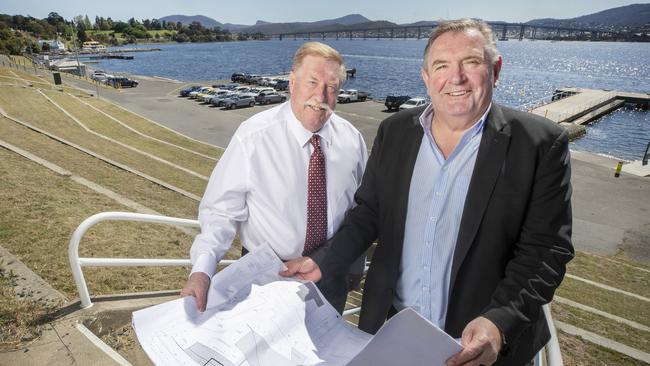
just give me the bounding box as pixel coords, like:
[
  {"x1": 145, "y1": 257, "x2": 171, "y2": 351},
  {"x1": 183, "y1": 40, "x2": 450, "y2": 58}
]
[{"x1": 336, "y1": 110, "x2": 381, "y2": 121}]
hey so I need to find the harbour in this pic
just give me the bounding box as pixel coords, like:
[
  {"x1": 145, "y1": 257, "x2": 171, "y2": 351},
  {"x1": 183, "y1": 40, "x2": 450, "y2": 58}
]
[{"x1": 82, "y1": 39, "x2": 649, "y2": 162}]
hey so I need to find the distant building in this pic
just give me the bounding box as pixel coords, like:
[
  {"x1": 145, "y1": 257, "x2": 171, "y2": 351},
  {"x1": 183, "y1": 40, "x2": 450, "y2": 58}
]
[
  {"x1": 38, "y1": 39, "x2": 66, "y2": 52},
  {"x1": 82, "y1": 41, "x2": 107, "y2": 52},
  {"x1": 49, "y1": 58, "x2": 86, "y2": 76}
]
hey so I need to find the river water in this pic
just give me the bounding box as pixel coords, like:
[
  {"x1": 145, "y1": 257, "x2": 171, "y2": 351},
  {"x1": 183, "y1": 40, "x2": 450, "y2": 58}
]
[{"x1": 91, "y1": 39, "x2": 649, "y2": 161}]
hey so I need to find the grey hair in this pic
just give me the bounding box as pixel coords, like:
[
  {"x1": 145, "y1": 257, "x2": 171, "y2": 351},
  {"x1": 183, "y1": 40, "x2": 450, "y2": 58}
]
[
  {"x1": 422, "y1": 18, "x2": 501, "y2": 69},
  {"x1": 292, "y1": 41, "x2": 347, "y2": 83}
]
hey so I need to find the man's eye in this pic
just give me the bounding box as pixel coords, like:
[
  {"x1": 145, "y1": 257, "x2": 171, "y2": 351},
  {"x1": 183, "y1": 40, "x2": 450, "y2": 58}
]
[{"x1": 433, "y1": 64, "x2": 446, "y2": 71}]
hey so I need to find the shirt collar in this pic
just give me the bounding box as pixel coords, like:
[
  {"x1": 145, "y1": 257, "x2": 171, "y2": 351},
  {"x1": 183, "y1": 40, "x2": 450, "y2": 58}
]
[
  {"x1": 285, "y1": 102, "x2": 333, "y2": 148},
  {"x1": 418, "y1": 102, "x2": 491, "y2": 140}
]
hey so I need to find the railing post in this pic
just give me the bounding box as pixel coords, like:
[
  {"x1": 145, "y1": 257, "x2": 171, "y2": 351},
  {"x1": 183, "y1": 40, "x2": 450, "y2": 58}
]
[{"x1": 643, "y1": 141, "x2": 650, "y2": 166}]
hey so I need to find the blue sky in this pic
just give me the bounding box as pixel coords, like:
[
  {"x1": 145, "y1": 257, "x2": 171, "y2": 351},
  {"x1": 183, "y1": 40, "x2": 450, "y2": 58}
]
[{"x1": 2, "y1": 0, "x2": 647, "y2": 25}]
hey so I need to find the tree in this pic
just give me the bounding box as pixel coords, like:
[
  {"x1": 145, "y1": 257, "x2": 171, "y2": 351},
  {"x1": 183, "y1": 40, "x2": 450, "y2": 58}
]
[
  {"x1": 46, "y1": 12, "x2": 64, "y2": 27},
  {"x1": 76, "y1": 22, "x2": 88, "y2": 43}
]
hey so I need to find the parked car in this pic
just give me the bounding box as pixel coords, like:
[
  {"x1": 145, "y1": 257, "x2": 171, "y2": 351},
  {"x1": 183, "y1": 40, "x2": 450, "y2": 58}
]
[
  {"x1": 384, "y1": 95, "x2": 411, "y2": 111},
  {"x1": 338, "y1": 89, "x2": 368, "y2": 103},
  {"x1": 274, "y1": 79, "x2": 289, "y2": 91},
  {"x1": 202, "y1": 89, "x2": 228, "y2": 103},
  {"x1": 233, "y1": 86, "x2": 251, "y2": 95},
  {"x1": 222, "y1": 83, "x2": 240, "y2": 90},
  {"x1": 90, "y1": 71, "x2": 113, "y2": 82},
  {"x1": 211, "y1": 92, "x2": 236, "y2": 107},
  {"x1": 180, "y1": 85, "x2": 202, "y2": 97},
  {"x1": 189, "y1": 86, "x2": 212, "y2": 99},
  {"x1": 399, "y1": 97, "x2": 428, "y2": 110},
  {"x1": 231, "y1": 73, "x2": 248, "y2": 83},
  {"x1": 194, "y1": 87, "x2": 215, "y2": 101},
  {"x1": 222, "y1": 95, "x2": 256, "y2": 109},
  {"x1": 242, "y1": 87, "x2": 275, "y2": 99},
  {"x1": 108, "y1": 76, "x2": 138, "y2": 88},
  {"x1": 256, "y1": 91, "x2": 287, "y2": 105}
]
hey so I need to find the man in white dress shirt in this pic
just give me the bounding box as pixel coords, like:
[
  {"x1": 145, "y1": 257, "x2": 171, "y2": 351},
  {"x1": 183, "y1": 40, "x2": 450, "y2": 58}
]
[{"x1": 181, "y1": 42, "x2": 368, "y2": 311}]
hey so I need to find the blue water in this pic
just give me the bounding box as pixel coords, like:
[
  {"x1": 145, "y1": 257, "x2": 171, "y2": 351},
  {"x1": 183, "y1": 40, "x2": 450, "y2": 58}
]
[{"x1": 91, "y1": 40, "x2": 650, "y2": 160}]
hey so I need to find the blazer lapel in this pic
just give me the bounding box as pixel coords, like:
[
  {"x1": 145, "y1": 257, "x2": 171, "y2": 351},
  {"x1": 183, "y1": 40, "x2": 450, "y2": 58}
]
[{"x1": 449, "y1": 104, "x2": 511, "y2": 291}]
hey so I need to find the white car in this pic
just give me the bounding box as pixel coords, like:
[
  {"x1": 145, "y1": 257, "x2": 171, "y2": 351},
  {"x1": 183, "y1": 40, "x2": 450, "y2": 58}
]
[
  {"x1": 399, "y1": 97, "x2": 428, "y2": 110},
  {"x1": 90, "y1": 71, "x2": 113, "y2": 82}
]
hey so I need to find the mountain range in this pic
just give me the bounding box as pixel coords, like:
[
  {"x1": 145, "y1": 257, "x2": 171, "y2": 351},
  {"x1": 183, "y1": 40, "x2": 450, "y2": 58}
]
[{"x1": 161, "y1": 4, "x2": 650, "y2": 34}]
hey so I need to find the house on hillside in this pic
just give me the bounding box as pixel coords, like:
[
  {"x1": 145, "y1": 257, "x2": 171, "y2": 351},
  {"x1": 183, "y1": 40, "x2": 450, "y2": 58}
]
[{"x1": 37, "y1": 39, "x2": 66, "y2": 53}]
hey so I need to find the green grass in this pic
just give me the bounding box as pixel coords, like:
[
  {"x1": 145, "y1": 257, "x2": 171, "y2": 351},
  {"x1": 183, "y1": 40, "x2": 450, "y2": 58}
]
[
  {"x1": 41, "y1": 90, "x2": 216, "y2": 177},
  {"x1": 552, "y1": 302, "x2": 650, "y2": 353},
  {"x1": 569, "y1": 251, "x2": 650, "y2": 298},
  {"x1": 0, "y1": 86, "x2": 209, "y2": 196},
  {"x1": 0, "y1": 263, "x2": 57, "y2": 351},
  {"x1": 559, "y1": 331, "x2": 644, "y2": 366},
  {"x1": 556, "y1": 276, "x2": 650, "y2": 327}
]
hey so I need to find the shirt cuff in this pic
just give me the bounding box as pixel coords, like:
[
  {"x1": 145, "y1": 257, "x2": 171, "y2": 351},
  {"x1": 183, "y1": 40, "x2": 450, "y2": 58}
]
[{"x1": 190, "y1": 254, "x2": 218, "y2": 278}]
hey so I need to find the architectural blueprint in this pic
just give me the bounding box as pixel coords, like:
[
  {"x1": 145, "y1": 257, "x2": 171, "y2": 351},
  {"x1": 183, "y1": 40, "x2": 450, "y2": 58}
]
[
  {"x1": 133, "y1": 244, "x2": 462, "y2": 365},
  {"x1": 132, "y1": 244, "x2": 372, "y2": 365}
]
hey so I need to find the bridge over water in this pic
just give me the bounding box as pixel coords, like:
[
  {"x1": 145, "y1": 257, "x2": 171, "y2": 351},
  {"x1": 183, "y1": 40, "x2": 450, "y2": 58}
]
[{"x1": 269, "y1": 22, "x2": 622, "y2": 41}]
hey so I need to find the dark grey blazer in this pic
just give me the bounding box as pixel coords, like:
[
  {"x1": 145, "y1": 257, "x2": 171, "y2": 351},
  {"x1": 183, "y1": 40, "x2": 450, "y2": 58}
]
[{"x1": 312, "y1": 103, "x2": 574, "y2": 365}]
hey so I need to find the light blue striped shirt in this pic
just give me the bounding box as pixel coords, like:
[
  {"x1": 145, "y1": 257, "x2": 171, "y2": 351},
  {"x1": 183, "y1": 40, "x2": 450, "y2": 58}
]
[{"x1": 394, "y1": 104, "x2": 489, "y2": 329}]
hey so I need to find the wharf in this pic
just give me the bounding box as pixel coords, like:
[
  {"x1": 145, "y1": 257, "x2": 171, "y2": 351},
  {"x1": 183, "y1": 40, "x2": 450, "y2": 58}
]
[{"x1": 530, "y1": 87, "x2": 650, "y2": 125}]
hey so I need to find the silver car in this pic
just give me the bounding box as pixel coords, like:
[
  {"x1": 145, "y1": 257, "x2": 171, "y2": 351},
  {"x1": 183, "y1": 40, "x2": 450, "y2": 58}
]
[{"x1": 222, "y1": 95, "x2": 256, "y2": 109}]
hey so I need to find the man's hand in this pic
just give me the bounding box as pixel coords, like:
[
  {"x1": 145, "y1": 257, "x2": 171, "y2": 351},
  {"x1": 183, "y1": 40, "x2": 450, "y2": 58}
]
[
  {"x1": 280, "y1": 256, "x2": 323, "y2": 282},
  {"x1": 180, "y1": 272, "x2": 210, "y2": 312},
  {"x1": 446, "y1": 316, "x2": 503, "y2": 366}
]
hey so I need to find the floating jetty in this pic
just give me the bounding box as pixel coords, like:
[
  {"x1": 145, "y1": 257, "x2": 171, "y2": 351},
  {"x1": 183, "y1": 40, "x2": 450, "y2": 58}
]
[{"x1": 529, "y1": 88, "x2": 650, "y2": 139}]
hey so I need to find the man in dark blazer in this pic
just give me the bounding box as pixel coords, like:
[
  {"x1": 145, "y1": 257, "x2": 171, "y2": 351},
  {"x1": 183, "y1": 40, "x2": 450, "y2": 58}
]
[{"x1": 282, "y1": 19, "x2": 573, "y2": 366}]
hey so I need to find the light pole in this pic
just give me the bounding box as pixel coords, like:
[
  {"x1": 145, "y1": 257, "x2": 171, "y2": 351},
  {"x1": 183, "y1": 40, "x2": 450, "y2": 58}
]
[{"x1": 71, "y1": 20, "x2": 83, "y2": 78}]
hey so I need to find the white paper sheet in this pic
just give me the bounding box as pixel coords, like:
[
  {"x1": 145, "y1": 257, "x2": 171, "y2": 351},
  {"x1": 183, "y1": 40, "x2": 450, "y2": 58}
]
[
  {"x1": 133, "y1": 244, "x2": 463, "y2": 366},
  {"x1": 133, "y1": 244, "x2": 372, "y2": 366},
  {"x1": 348, "y1": 308, "x2": 463, "y2": 366}
]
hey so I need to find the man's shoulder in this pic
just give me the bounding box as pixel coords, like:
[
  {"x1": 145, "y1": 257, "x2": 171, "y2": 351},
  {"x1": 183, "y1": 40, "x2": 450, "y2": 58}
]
[
  {"x1": 495, "y1": 104, "x2": 567, "y2": 142},
  {"x1": 234, "y1": 103, "x2": 286, "y2": 140},
  {"x1": 330, "y1": 112, "x2": 363, "y2": 136}
]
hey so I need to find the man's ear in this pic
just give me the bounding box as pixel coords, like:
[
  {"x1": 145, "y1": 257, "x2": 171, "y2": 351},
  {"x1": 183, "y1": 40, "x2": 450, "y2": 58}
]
[
  {"x1": 493, "y1": 56, "x2": 503, "y2": 87},
  {"x1": 288, "y1": 71, "x2": 295, "y2": 94}
]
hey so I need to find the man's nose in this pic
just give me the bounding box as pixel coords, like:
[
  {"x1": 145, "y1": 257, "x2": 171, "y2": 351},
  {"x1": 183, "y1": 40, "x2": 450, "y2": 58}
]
[
  {"x1": 314, "y1": 82, "x2": 329, "y2": 101},
  {"x1": 448, "y1": 64, "x2": 466, "y2": 84}
]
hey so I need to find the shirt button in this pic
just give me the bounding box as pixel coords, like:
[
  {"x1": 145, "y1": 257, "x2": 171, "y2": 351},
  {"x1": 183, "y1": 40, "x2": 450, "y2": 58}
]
[
  {"x1": 430, "y1": 217, "x2": 436, "y2": 222},
  {"x1": 423, "y1": 286, "x2": 429, "y2": 291},
  {"x1": 435, "y1": 191, "x2": 442, "y2": 196}
]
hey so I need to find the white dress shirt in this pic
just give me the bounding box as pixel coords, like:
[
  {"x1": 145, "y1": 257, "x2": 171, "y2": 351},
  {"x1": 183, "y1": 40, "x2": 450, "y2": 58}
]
[{"x1": 191, "y1": 102, "x2": 368, "y2": 277}]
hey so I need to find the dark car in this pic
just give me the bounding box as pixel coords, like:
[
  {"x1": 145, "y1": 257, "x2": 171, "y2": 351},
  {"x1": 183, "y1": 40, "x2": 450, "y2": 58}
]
[
  {"x1": 256, "y1": 91, "x2": 287, "y2": 105},
  {"x1": 384, "y1": 95, "x2": 411, "y2": 111},
  {"x1": 274, "y1": 79, "x2": 289, "y2": 91},
  {"x1": 109, "y1": 77, "x2": 138, "y2": 88},
  {"x1": 180, "y1": 85, "x2": 202, "y2": 97},
  {"x1": 231, "y1": 73, "x2": 249, "y2": 83}
]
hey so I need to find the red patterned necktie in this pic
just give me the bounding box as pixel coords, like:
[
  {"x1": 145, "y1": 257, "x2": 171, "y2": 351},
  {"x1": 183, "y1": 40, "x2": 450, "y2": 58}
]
[{"x1": 303, "y1": 135, "x2": 327, "y2": 256}]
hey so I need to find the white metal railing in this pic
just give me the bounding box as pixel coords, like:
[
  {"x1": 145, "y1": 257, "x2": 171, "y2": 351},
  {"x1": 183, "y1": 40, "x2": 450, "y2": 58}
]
[
  {"x1": 68, "y1": 212, "x2": 560, "y2": 365},
  {"x1": 68, "y1": 211, "x2": 235, "y2": 308}
]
